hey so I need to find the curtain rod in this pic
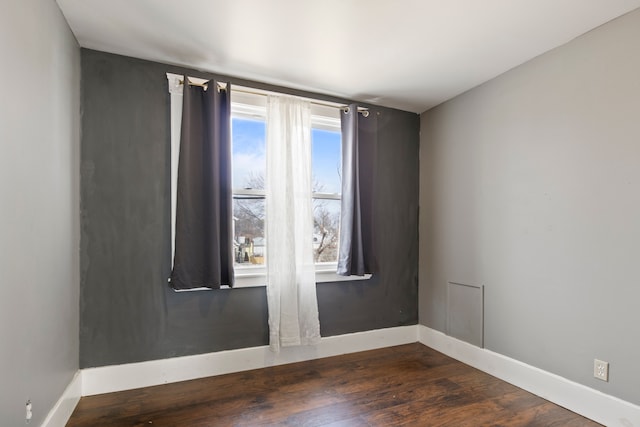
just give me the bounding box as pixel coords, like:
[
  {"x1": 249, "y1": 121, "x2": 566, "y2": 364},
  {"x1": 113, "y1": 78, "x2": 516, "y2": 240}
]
[{"x1": 179, "y1": 79, "x2": 370, "y2": 117}]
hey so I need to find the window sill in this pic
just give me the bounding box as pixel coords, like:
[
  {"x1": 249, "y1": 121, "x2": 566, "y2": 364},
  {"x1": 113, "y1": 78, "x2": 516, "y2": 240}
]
[{"x1": 173, "y1": 264, "x2": 371, "y2": 292}]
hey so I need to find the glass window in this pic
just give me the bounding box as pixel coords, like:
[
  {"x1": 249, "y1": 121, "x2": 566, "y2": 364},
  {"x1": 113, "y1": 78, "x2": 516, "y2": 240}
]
[
  {"x1": 231, "y1": 94, "x2": 342, "y2": 274},
  {"x1": 167, "y1": 74, "x2": 372, "y2": 289},
  {"x1": 231, "y1": 117, "x2": 266, "y2": 268},
  {"x1": 311, "y1": 128, "x2": 341, "y2": 263}
]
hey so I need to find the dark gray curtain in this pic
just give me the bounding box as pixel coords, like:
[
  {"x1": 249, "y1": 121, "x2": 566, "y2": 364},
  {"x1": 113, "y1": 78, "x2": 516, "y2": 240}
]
[
  {"x1": 337, "y1": 105, "x2": 377, "y2": 276},
  {"x1": 170, "y1": 78, "x2": 234, "y2": 289}
]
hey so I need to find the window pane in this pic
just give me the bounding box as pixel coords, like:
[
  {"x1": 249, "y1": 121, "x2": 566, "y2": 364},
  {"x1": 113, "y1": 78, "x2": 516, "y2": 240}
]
[
  {"x1": 313, "y1": 198, "x2": 340, "y2": 263},
  {"x1": 232, "y1": 116, "x2": 266, "y2": 267},
  {"x1": 312, "y1": 128, "x2": 342, "y2": 194},
  {"x1": 232, "y1": 113, "x2": 342, "y2": 270},
  {"x1": 233, "y1": 197, "x2": 265, "y2": 265},
  {"x1": 232, "y1": 117, "x2": 266, "y2": 190}
]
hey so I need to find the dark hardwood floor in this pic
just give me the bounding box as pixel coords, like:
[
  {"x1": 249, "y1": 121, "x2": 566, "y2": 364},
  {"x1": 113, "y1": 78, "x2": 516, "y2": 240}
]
[{"x1": 67, "y1": 343, "x2": 600, "y2": 426}]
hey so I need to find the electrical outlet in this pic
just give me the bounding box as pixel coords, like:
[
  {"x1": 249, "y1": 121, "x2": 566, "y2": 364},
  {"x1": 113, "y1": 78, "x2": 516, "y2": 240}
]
[
  {"x1": 25, "y1": 400, "x2": 33, "y2": 423},
  {"x1": 594, "y1": 359, "x2": 609, "y2": 382}
]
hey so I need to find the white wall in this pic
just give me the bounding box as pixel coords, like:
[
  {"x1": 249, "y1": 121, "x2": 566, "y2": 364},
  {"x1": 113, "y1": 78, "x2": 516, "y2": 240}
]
[
  {"x1": 0, "y1": 0, "x2": 80, "y2": 425},
  {"x1": 420, "y1": 8, "x2": 640, "y2": 405}
]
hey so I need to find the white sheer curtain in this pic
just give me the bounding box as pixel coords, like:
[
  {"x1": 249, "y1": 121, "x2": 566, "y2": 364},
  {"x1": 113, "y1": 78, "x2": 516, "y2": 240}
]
[{"x1": 266, "y1": 95, "x2": 321, "y2": 352}]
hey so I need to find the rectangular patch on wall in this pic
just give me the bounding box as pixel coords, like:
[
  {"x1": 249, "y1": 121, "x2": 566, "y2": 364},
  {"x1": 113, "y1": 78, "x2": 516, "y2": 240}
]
[{"x1": 447, "y1": 282, "x2": 484, "y2": 348}]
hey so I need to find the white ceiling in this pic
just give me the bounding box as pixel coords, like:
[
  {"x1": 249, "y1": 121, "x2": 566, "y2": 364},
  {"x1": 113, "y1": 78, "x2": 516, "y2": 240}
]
[{"x1": 56, "y1": 0, "x2": 640, "y2": 113}]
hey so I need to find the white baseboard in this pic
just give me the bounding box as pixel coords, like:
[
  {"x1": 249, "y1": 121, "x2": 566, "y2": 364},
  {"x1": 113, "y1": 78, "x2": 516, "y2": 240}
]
[
  {"x1": 418, "y1": 325, "x2": 640, "y2": 427},
  {"x1": 81, "y1": 325, "x2": 418, "y2": 396},
  {"x1": 77, "y1": 324, "x2": 639, "y2": 426},
  {"x1": 41, "y1": 371, "x2": 82, "y2": 427}
]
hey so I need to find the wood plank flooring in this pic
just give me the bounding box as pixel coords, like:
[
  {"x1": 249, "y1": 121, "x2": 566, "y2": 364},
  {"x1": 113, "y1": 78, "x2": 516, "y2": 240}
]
[{"x1": 67, "y1": 343, "x2": 601, "y2": 426}]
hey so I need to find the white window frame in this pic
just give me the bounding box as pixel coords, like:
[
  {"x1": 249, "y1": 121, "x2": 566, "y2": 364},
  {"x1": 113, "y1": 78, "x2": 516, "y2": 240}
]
[{"x1": 231, "y1": 87, "x2": 370, "y2": 287}]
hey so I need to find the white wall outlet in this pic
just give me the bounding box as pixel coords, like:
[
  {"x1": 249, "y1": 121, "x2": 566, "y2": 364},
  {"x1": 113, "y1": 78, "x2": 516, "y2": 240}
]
[
  {"x1": 594, "y1": 359, "x2": 609, "y2": 382},
  {"x1": 25, "y1": 400, "x2": 33, "y2": 423}
]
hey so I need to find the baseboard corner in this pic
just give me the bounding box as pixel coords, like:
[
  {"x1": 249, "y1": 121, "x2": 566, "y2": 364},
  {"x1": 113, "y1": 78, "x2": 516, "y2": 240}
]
[
  {"x1": 41, "y1": 370, "x2": 82, "y2": 427},
  {"x1": 417, "y1": 324, "x2": 640, "y2": 427}
]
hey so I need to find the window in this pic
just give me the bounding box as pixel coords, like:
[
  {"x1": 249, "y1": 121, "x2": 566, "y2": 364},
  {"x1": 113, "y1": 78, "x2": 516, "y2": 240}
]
[
  {"x1": 231, "y1": 89, "x2": 347, "y2": 286},
  {"x1": 166, "y1": 74, "x2": 371, "y2": 289}
]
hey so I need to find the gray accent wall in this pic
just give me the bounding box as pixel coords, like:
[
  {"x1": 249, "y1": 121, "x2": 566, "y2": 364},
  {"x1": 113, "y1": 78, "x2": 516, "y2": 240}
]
[
  {"x1": 420, "y1": 9, "x2": 640, "y2": 405},
  {"x1": 80, "y1": 49, "x2": 419, "y2": 368},
  {"x1": 0, "y1": 1, "x2": 80, "y2": 426}
]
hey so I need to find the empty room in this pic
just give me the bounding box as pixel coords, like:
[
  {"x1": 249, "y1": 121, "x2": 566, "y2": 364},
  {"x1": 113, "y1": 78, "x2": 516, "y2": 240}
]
[{"x1": 1, "y1": 0, "x2": 639, "y2": 426}]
